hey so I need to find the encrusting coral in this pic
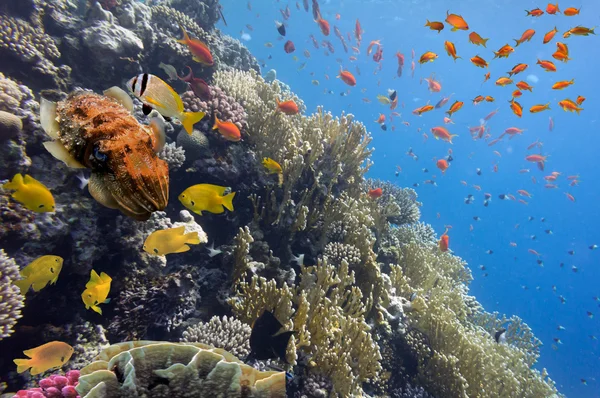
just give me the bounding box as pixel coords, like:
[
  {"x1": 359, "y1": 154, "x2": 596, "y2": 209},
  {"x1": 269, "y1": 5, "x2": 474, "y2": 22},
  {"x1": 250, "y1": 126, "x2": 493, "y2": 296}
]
[
  {"x1": 181, "y1": 315, "x2": 251, "y2": 358},
  {"x1": 0, "y1": 249, "x2": 24, "y2": 341},
  {"x1": 75, "y1": 341, "x2": 286, "y2": 398}
]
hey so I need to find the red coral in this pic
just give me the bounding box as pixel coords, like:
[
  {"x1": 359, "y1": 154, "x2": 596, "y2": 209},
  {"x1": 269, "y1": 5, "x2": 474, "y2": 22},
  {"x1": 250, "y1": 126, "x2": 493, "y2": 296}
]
[{"x1": 14, "y1": 370, "x2": 80, "y2": 398}]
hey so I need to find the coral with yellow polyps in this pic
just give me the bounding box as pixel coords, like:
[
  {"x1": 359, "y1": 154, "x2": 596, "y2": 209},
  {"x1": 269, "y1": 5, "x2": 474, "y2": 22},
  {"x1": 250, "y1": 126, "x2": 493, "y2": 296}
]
[
  {"x1": 76, "y1": 341, "x2": 286, "y2": 398},
  {"x1": 40, "y1": 90, "x2": 168, "y2": 220}
]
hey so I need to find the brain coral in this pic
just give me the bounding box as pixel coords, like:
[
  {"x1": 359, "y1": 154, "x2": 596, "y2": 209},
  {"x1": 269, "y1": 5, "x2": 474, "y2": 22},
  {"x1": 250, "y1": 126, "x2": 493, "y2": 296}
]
[{"x1": 76, "y1": 341, "x2": 286, "y2": 398}]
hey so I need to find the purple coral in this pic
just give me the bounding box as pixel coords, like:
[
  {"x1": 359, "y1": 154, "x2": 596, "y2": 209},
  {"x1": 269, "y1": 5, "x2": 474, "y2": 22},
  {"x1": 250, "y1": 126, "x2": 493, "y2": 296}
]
[
  {"x1": 181, "y1": 87, "x2": 248, "y2": 133},
  {"x1": 14, "y1": 370, "x2": 80, "y2": 398}
]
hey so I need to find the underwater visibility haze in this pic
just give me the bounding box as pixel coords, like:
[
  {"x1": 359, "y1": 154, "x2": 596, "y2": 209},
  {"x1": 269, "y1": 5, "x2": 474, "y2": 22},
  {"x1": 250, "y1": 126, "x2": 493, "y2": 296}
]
[{"x1": 0, "y1": 0, "x2": 598, "y2": 397}]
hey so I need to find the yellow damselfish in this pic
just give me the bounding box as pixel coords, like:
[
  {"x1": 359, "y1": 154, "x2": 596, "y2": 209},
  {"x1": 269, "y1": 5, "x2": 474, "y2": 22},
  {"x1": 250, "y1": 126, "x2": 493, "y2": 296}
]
[
  {"x1": 14, "y1": 341, "x2": 74, "y2": 375},
  {"x1": 14, "y1": 255, "x2": 63, "y2": 294},
  {"x1": 2, "y1": 173, "x2": 55, "y2": 213},
  {"x1": 143, "y1": 226, "x2": 201, "y2": 256},
  {"x1": 262, "y1": 158, "x2": 284, "y2": 187},
  {"x1": 81, "y1": 270, "x2": 112, "y2": 315},
  {"x1": 178, "y1": 184, "x2": 235, "y2": 215}
]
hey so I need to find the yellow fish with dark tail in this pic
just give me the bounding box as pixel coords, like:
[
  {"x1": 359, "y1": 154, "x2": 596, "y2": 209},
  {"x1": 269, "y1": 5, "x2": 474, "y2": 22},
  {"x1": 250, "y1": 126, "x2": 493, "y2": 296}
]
[
  {"x1": 14, "y1": 255, "x2": 63, "y2": 294},
  {"x1": 14, "y1": 341, "x2": 74, "y2": 375},
  {"x1": 2, "y1": 174, "x2": 55, "y2": 213},
  {"x1": 178, "y1": 184, "x2": 235, "y2": 215},
  {"x1": 143, "y1": 226, "x2": 202, "y2": 256},
  {"x1": 126, "y1": 73, "x2": 206, "y2": 134},
  {"x1": 81, "y1": 270, "x2": 112, "y2": 315}
]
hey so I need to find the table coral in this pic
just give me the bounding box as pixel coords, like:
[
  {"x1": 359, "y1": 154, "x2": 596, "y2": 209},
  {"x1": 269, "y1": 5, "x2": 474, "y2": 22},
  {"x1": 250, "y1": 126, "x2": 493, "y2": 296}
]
[{"x1": 0, "y1": 249, "x2": 24, "y2": 341}]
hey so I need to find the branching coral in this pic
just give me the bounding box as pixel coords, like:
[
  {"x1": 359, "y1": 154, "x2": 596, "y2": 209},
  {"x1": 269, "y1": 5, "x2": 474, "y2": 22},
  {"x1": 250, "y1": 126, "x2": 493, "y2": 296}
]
[
  {"x1": 0, "y1": 249, "x2": 24, "y2": 341},
  {"x1": 158, "y1": 142, "x2": 186, "y2": 171},
  {"x1": 181, "y1": 86, "x2": 248, "y2": 132},
  {"x1": 367, "y1": 179, "x2": 422, "y2": 227},
  {"x1": 181, "y1": 315, "x2": 251, "y2": 358}
]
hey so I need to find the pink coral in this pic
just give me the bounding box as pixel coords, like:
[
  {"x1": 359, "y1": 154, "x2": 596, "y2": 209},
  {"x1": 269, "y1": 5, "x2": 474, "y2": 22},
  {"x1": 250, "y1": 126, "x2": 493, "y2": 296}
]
[
  {"x1": 14, "y1": 370, "x2": 79, "y2": 398},
  {"x1": 181, "y1": 87, "x2": 248, "y2": 132}
]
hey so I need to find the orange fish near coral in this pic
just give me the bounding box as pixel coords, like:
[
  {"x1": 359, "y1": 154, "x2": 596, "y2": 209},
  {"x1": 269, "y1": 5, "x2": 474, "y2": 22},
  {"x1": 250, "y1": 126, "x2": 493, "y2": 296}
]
[
  {"x1": 276, "y1": 98, "x2": 300, "y2": 115},
  {"x1": 337, "y1": 69, "x2": 356, "y2": 86},
  {"x1": 177, "y1": 26, "x2": 214, "y2": 66},
  {"x1": 445, "y1": 11, "x2": 468, "y2": 31},
  {"x1": 368, "y1": 188, "x2": 383, "y2": 198},
  {"x1": 439, "y1": 228, "x2": 450, "y2": 252},
  {"x1": 40, "y1": 89, "x2": 169, "y2": 221},
  {"x1": 213, "y1": 116, "x2": 241, "y2": 141},
  {"x1": 469, "y1": 32, "x2": 489, "y2": 47}
]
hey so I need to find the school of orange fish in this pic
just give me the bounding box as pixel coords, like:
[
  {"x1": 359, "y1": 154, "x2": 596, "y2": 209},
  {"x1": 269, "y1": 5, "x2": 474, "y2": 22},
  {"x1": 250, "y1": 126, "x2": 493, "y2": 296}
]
[{"x1": 245, "y1": 0, "x2": 597, "y2": 386}]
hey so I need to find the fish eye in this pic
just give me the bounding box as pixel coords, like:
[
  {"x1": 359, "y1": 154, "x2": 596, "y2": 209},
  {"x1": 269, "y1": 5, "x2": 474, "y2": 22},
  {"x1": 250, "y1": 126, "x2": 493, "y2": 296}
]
[
  {"x1": 55, "y1": 258, "x2": 59, "y2": 262},
  {"x1": 181, "y1": 194, "x2": 186, "y2": 198},
  {"x1": 153, "y1": 248, "x2": 159, "y2": 254}
]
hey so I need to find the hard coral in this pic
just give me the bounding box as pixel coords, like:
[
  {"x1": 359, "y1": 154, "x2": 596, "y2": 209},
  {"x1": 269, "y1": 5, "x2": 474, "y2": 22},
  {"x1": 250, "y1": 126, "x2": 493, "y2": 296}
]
[
  {"x1": 181, "y1": 86, "x2": 248, "y2": 133},
  {"x1": 181, "y1": 315, "x2": 251, "y2": 358},
  {"x1": 76, "y1": 341, "x2": 286, "y2": 398},
  {"x1": 0, "y1": 249, "x2": 24, "y2": 341},
  {"x1": 15, "y1": 370, "x2": 80, "y2": 398}
]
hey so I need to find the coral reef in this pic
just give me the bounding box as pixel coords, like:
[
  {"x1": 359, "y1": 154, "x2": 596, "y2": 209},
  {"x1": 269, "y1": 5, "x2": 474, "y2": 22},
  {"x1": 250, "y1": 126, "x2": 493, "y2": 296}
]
[
  {"x1": 181, "y1": 315, "x2": 251, "y2": 358},
  {"x1": 0, "y1": 250, "x2": 24, "y2": 341},
  {"x1": 181, "y1": 86, "x2": 248, "y2": 133},
  {"x1": 14, "y1": 370, "x2": 79, "y2": 398},
  {"x1": 76, "y1": 341, "x2": 286, "y2": 397},
  {"x1": 158, "y1": 142, "x2": 186, "y2": 171}
]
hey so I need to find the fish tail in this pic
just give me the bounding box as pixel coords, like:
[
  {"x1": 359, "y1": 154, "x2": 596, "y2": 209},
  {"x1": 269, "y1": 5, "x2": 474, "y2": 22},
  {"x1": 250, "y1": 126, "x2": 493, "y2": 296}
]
[
  {"x1": 449, "y1": 134, "x2": 458, "y2": 144},
  {"x1": 482, "y1": 38, "x2": 488, "y2": 48},
  {"x1": 92, "y1": 305, "x2": 103, "y2": 315},
  {"x1": 184, "y1": 231, "x2": 201, "y2": 245},
  {"x1": 13, "y1": 359, "x2": 31, "y2": 374},
  {"x1": 177, "y1": 24, "x2": 190, "y2": 44},
  {"x1": 424, "y1": 19, "x2": 430, "y2": 27},
  {"x1": 222, "y1": 192, "x2": 236, "y2": 212},
  {"x1": 212, "y1": 115, "x2": 220, "y2": 130},
  {"x1": 180, "y1": 111, "x2": 206, "y2": 135},
  {"x1": 13, "y1": 278, "x2": 29, "y2": 294},
  {"x1": 3, "y1": 173, "x2": 24, "y2": 190}
]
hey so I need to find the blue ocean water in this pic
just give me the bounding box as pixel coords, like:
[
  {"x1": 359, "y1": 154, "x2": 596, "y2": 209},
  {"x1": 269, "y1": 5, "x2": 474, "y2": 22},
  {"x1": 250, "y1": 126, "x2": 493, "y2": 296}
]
[{"x1": 220, "y1": 0, "x2": 599, "y2": 396}]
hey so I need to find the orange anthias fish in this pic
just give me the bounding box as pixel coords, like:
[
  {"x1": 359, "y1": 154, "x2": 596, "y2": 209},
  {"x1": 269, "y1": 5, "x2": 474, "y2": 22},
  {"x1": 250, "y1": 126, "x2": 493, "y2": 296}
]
[
  {"x1": 425, "y1": 20, "x2": 444, "y2": 33},
  {"x1": 419, "y1": 51, "x2": 438, "y2": 64},
  {"x1": 530, "y1": 103, "x2": 551, "y2": 113},
  {"x1": 375, "y1": 114, "x2": 386, "y2": 124},
  {"x1": 525, "y1": 154, "x2": 548, "y2": 163},
  {"x1": 445, "y1": 100, "x2": 464, "y2": 117},
  {"x1": 493, "y1": 44, "x2": 515, "y2": 58},
  {"x1": 509, "y1": 99, "x2": 523, "y2": 117},
  {"x1": 368, "y1": 187, "x2": 383, "y2": 198},
  {"x1": 565, "y1": 26, "x2": 596, "y2": 37},
  {"x1": 437, "y1": 159, "x2": 449, "y2": 174},
  {"x1": 439, "y1": 228, "x2": 450, "y2": 252},
  {"x1": 516, "y1": 81, "x2": 534, "y2": 91},
  {"x1": 470, "y1": 55, "x2": 488, "y2": 68},
  {"x1": 543, "y1": 27, "x2": 559, "y2": 44},
  {"x1": 507, "y1": 63, "x2": 528, "y2": 77},
  {"x1": 316, "y1": 18, "x2": 330, "y2": 36},
  {"x1": 552, "y1": 50, "x2": 572, "y2": 62},
  {"x1": 556, "y1": 42, "x2": 569, "y2": 55},
  {"x1": 485, "y1": 96, "x2": 495, "y2": 102},
  {"x1": 563, "y1": 7, "x2": 581, "y2": 16},
  {"x1": 473, "y1": 95, "x2": 484, "y2": 104},
  {"x1": 444, "y1": 41, "x2": 461, "y2": 61},
  {"x1": 537, "y1": 59, "x2": 557, "y2": 72},
  {"x1": 431, "y1": 126, "x2": 458, "y2": 143},
  {"x1": 526, "y1": 8, "x2": 544, "y2": 17},
  {"x1": 576, "y1": 95, "x2": 586, "y2": 105},
  {"x1": 445, "y1": 11, "x2": 469, "y2": 31},
  {"x1": 213, "y1": 116, "x2": 241, "y2": 141},
  {"x1": 483, "y1": 72, "x2": 491, "y2": 83},
  {"x1": 552, "y1": 79, "x2": 575, "y2": 90},
  {"x1": 275, "y1": 97, "x2": 300, "y2": 116},
  {"x1": 413, "y1": 104, "x2": 434, "y2": 115},
  {"x1": 469, "y1": 32, "x2": 489, "y2": 47},
  {"x1": 495, "y1": 77, "x2": 513, "y2": 86},
  {"x1": 546, "y1": 2, "x2": 560, "y2": 14},
  {"x1": 177, "y1": 26, "x2": 214, "y2": 66},
  {"x1": 337, "y1": 69, "x2": 356, "y2": 86},
  {"x1": 514, "y1": 29, "x2": 535, "y2": 46},
  {"x1": 558, "y1": 99, "x2": 583, "y2": 114}
]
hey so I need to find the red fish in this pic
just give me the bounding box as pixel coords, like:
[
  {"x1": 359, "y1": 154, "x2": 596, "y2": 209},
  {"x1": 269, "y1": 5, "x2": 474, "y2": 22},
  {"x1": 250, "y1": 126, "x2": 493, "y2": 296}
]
[
  {"x1": 276, "y1": 98, "x2": 299, "y2": 115},
  {"x1": 437, "y1": 159, "x2": 449, "y2": 173},
  {"x1": 177, "y1": 26, "x2": 214, "y2": 66},
  {"x1": 284, "y1": 40, "x2": 296, "y2": 53},
  {"x1": 355, "y1": 19, "x2": 363, "y2": 44},
  {"x1": 368, "y1": 187, "x2": 383, "y2": 198},
  {"x1": 439, "y1": 228, "x2": 450, "y2": 252},
  {"x1": 178, "y1": 66, "x2": 211, "y2": 101},
  {"x1": 316, "y1": 18, "x2": 330, "y2": 36},
  {"x1": 337, "y1": 69, "x2": 356, "y2": 86},
  {"x1": 213, "y1": 116, "x2": 241, "y2": 141}
]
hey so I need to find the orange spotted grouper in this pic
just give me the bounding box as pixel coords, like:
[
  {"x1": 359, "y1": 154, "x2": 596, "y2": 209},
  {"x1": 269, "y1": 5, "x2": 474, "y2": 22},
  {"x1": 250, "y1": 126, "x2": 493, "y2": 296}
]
[{"x1": 40, "y1": 87, "x2": 169, "y2": 221}]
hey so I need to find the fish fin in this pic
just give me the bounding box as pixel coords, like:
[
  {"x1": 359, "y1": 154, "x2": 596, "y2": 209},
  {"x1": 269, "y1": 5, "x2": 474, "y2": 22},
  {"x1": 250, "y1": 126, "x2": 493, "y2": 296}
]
[
  {"x1": 180, "y1": 111, "x2": 205, "y2": 135},
  {"x1": 99, "y1": 272, "x2": 112, "y2": 284},
  {"x1": 88, "y1": 173, "x2": 120, "y2": 209},
  {"x1": 174, "y1": 244, "x2": 191, "y2": 253},
  {"x1": 40, "y1": 98, "x2": 60, "y2": 140},
  {"x1": 171, "y1": 225, "x2": 187, "y2": 236},
  {"x1": 103, "y1": 86, "x2": 134, "y2": 113},
  {"x1": 203, "y1": 184, "x2": 227, "y2": 196},
  {"x1": 13, "y1": 279, "x2": 29, "y2": 294},
  {"x1": 86, "y1": 270, "x2": 102, "y2": 288},
  {"x1": 208, "y1": 204, "x2": 225, "y2": 214},
  {"x1": 13, "y1": 359, "x2": 31, "y2": 374},
  {"x1": 184, "y1": 231, "x2": 201, "y2": 245},
  {"x1": 451, "y1": 26, "x2": 458, "y2": 32},
  {"x1": 43, "y1": 141, "x2": 86, "y2": 169},
  {"x1": 144, "y1": 96, "x2": 166, "y2": 110},
  {"x1": 149, "y1": 116, "x2": 166, "y2": 152},
  {"x1": 222, "y1": 192, "x2": 236, "y2": 212},
  {"x1": 177, "y1": 24, "x2": 191, "y2": 44},
  {"x1": 31, "y1": 280, "x2": 50, "y2": 292},
  {"x1": 104, "y1": 298, "x2": 111, "y2": 304},
  {"x1": 142, "y1": 104, "x2": 153, "y2": 115},
  {"x1": 91, "y1": 305, "x2": 103, "y2": 315},
  {"x1": 212, "y1": 115, "x2": 220, "y2": 130},
  {"x1": 271, "y1": 331, "x2": 295, "y2": 363},
  {"x1": 3, "y1": 173, "x2": 24, "y2": 190}
]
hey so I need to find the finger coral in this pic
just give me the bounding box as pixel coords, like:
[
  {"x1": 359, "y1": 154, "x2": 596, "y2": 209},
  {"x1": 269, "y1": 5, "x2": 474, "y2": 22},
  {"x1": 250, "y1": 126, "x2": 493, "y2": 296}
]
[
  {"x1": 0, "y1": 249, "x2": 24, "y2": 341},
  {"x1": 181, "y1": 315, "x2": 251, "y2": 358},
  {"x1": 76, "y1": 341, "x2": 286, "y2": 398},
  {"x1": 181, "y1": 86, "x2": 248, "y2": 133}
]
